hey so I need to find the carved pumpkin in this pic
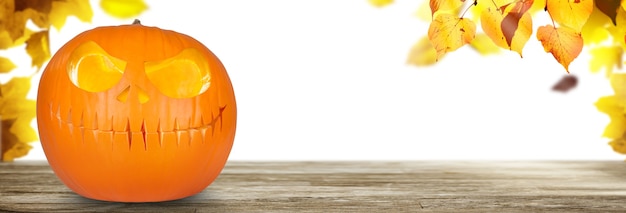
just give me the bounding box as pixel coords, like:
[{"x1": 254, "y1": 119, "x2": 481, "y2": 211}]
[{"x1": 36, "y1": 22, "x2": 236, "y2": 202}]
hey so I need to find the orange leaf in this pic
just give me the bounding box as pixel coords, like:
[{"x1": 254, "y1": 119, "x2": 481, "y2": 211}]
[
  {"x1": 480, "y1": 1, "x2": 533, "y2": 56},
  {"x1": 499, "y1": 0, "x2": 534, "y2": 15},
  {"x1": 536, "y1": 25, "x2": 583, "y2": 72},
  {"x1": 429, "y1": 0, "x2": 465, "y2": 17},
  {"x1": 546, "y1": 0, "x2": 593, "y2": 32},
  {"x1": 428, "y1": 14, "x2": 476, "y2": 59}
]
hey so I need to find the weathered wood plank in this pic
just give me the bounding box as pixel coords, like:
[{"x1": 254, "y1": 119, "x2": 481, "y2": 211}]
[{"x1": 1, "y1": 161, "x2": 626, "y2": 212}]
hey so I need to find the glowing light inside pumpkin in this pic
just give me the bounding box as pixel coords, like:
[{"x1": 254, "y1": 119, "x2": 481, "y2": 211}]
[
  {"x1": 145, "y1": 48, "x2": 211, "y2": 99},
  {"x1": 67, "y1": 41, "x2": 127, "y2": 92}
]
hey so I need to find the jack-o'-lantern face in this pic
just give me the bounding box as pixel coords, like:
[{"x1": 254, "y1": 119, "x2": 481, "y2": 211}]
[{"x1": 37, "y1": 23, "x2": 236, "y2": 202}]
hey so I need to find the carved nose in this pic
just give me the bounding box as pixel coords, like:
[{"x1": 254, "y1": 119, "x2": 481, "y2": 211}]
[{"x1": 116, "y1": 85, "x2": 150, "y2": 104}]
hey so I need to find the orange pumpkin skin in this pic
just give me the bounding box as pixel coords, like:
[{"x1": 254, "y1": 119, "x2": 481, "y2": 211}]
[{"x1": 37, "y1": 23, "x2": 236, "y2": 202}]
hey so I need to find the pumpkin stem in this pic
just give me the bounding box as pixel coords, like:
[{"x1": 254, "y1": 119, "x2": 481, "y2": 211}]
[{"x1": 132, "y1": 19, "x2": 141, "y2": 25}]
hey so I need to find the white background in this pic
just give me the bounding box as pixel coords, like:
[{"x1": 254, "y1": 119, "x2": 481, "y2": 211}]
[{"x1": 5, "y1": 0, "x2": 623, "y2": 161}]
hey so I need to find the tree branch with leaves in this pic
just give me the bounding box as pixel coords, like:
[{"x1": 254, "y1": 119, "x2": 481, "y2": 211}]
[
  {"x1": 0, "y1": 0, "x2": 148, "y2": 162},
  {"x1": 371, "y1": 0, "x2": 626, "y2": 157}
]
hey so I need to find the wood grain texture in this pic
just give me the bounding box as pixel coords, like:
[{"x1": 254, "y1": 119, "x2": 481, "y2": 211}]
[{"x1": 2, "y1": 161, "x2": 626, "y2": 212}]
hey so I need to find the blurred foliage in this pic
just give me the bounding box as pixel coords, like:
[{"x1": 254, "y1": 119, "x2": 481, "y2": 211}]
[
  {"x1": 370, "y1": 0, "x2": 626, "y2": 158},
  {"x1": 0, "y1": 0, "x2": 147, "y2": 162},
  {"x1": 372, "y1": 0, "x2": 625, "y2": 73}
]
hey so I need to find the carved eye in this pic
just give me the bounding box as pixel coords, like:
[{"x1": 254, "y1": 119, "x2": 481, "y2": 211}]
[
  {"x1": 67, "y1": 41, "x2": 127, "y2": 92},
  {"x1": 144, "y1": 48, "x2": 211, "y2": 99}
]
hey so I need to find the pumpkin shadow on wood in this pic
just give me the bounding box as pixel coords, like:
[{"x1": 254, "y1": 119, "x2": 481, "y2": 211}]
[{"x1": 65, "y1": 190, "x2": 228, "y2": 211}]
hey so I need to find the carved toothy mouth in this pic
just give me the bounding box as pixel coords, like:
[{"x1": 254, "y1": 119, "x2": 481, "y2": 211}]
[{"x1": 48, "y1": 103, "x2": 226, "y2": 150}]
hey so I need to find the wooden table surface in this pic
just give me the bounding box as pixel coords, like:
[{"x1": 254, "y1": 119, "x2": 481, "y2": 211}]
[{"x1": 2, "y1": 161, "x2": 626, "y2": 212}]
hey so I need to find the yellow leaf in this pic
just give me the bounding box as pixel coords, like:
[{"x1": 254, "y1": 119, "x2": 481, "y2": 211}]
[
  {"x1": 610, "y1": 73, "x2": 626, "y2": 102},
  {"x1": 470, "y1": 33, "x2": 501, "y2": 55},
  {"x1": 49, "y1": 0, "x2": 93, "y2": 30},
  {"x1": 596, "y1": 95, "x2": 626, "y2": 139},
  {"x1": 608, "y1": 7, "x2": 626, "y2": 49},
  {"x1": 429, "y1": 0, "x2": 465, "y2": 17},
  {"x1": 100, "y1": 0, "x2": 148, "y2": 19},
  {"x1": 25, "y1": 31, "x2": 50, "y2": 70},
  {"x1": 0, "y1": 31, "x2": 13, "y2": 49},
  {"x1": 480, "y1": 2, "x2": 533, "y2": 57},
  {"x1": 10, "y1": 111, "x2": 38, "y2": 143},
  {"x1": 0, "y1": 127, "x2": 32, "y2": 162},
  {"x1": 581, "y1": 6, "x2": 613, "y2": 45},
  {"x1": 0, "y1": 1, "x2": 26, "y2": 43},
  {"x1": 12, "y1": 6, "x2": 50, "y2": 30},
  {"x1": 546, "y1": 0, "x2": 593, "y2": 32},
  {"x1": 530, "y1": 0, "x2": 547, "y2": 14},
  {"x1": 11, "y1": 28, "x2": 35, "y2": 47},
  {"x1": 0, "y1": 77, "x2": 32, "y2": 99},
  {"x1": 0, "y1": 57, "x2": 16, "y2": 73},
  {"x1": 0, "y1": 98, "x2": 36, "y2": 121},
  {"x1": 428, "y1": 13, "x2": 476, "y2": 60},
  {"x1": 406, "y1": 36, "x2": 439, "y2": 66},
  {"x1": 369, "y1": 0, "x2": 394, "y2": 8},
  {"x1": 415, "y1": 0, "x2": 432, "y2": 21},
  {"x1": 469, "y1": 1, "x2": 483, "y2": 20},
  {"x1": 0, "y1": 76, "x2": 37, "y2": 162},
  {"x1": 609, "y1": 138, "x2": 626, "y2": 154},
  {"x1": 536, "y1": 25, "x2": 583, "y2": 73},
  {"x1": 0, "y1": 1, "x2": 49, "y2": 49},
  {"x1": 589, "y1": 46, "x2": 623, "y2": 76}
]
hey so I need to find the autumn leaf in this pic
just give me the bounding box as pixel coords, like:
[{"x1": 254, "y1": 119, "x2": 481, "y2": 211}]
[
  {"x1": 100, "y1": 0, "x2": 148, "y2": 19},
  {"x1": 0, "y1": 57, "x2": 16, "y2": 73},
  {"x1": 0, "y1": 78, "x2": 35, "y2": 120},
  {"x1": 609, "y1": 139, "x2": 626, "y2": 155},
  {"x1": 10, "y1": 109, "x2": 38, "y2": 144},
  {"x1": 609, "y1": 72, "x2": 626, "y2": 102},
  {"x1": 0, "y1": 77, "x2": 37, "y2": 162},
  {"x1": 609, "y1": 138, "x2": 626, "y2": 154},
  {"x1": 369, "y1": 0, "x2": 394, "y2": 8},
  {"x1": 428, "y1": 13, "x2": 476, "y2": 59},
  {"x1": 49, "y1": 0, "x2": 93, "y2": 30},
  {"x1": 480, "y1": 1, "x2": 533, "y2": 56},
  {"x1": 546, "y1": 0, "x2": 593, "y2": 32},
  {"x1": 430, "y1": 0, "x2": 465, "y2": 17},
  {"x1": 0, "y1": 0, "x2": 44, "y2": 48},
  {"x1": 407, "y1": 36, "x2": 439, "y2": 66},
  {"x1": 589, "y1": 46, "x2": 623, "y2": 76},
  {"x1": 530, "y1": 0, "x2": 547, "y2": 13},
  {"x1": 596, "y1": 0, "x2": 622, "y2": 25},
  {"x1": 582, "y1": 5, "x2": 613, "y2": 45},
  {"x1": 2, "y1": 136, "x2": 32, "y2": 162},
  {"x1": 25, "y1": 31, "x2": 50, "y2": 70},
  {"x1": 608, "y1": 6, "x2": 626, "y2": 48},
  {"x1": 596, "y1": 95, "x2": 626, "y2": 139},
  {"x1": 470, "y1": 33, "x2": 501, "y2": 55},
  {"x1": 537, "y1": 25, "x2": 583, "y2": 72},
  {"x1": 596, "y1": 73, "x2": 626, "y2": 148},
  {"x1": 500, "y1": 0, "x2": 533, "y2": 47},
  {"x1": 499, "y1": 0, "x2": 534, "y2": 15},
  {"x1": 416, "y1": 0, "x2": 433, "y2": 21},
  {"x1": 552, "y1": 75, "x2": 578, "y2": 93}
]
